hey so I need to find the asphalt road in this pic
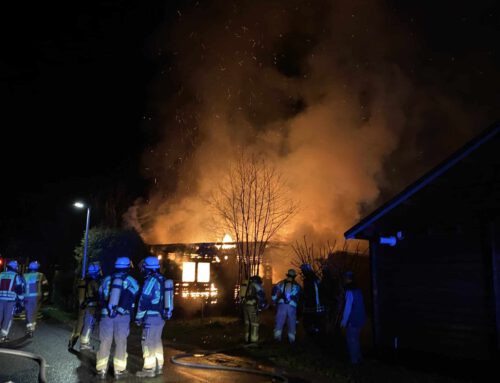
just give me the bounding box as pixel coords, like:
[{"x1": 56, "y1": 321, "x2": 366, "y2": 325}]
[{"x1": 0, "y1": 316, "x2": 294, "y2": 383}]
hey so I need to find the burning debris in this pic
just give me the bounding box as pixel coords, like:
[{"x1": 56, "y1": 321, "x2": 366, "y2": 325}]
[
  {"x1": 179, "y1": 260, "x2": 217, "y2": 303},
  {"x1": 149, "y1": 239, "x2": 280, "y2": 311}
]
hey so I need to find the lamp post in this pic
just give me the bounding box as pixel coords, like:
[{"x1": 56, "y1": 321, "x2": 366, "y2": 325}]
[{"x1": 74, "y1": 201, "x2": 91, "y2": 279}]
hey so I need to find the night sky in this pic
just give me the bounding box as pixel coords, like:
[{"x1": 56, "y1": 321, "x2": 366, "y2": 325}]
[{"x1": 1, "y1": 1, "x2": 499, "y2": 268}]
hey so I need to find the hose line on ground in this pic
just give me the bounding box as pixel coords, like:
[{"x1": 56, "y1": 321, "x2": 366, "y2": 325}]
[
  {"x1": 0, "y1": 333, "x2": 31, "y2": 348},
  {"x1": 0, "y1": 348, "x2": 48, "y2": 383},
  {"x1": 170, "y1": 345, "x2": 288, "y2": 383}
]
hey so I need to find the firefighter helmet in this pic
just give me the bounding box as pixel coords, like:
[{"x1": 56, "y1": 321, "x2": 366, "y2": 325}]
[
  {"x1": 28, "y1": 261, "x2": 40, "y2": 271},
  {"x1": 286, "y1": 269, "x2": 297, "y2": 278},
  {"x1": 142, "y1": 256, "x2": 160, "y2": 270},
  {"x1": 114, "y1": 257, "x2": 131, "y2": 269},
  {"x1": 7, "y1": 260, "x2": 19, "y2": 271},
  {"x1": 87, "y1": 262, "x2": 101, "y2": 276}
]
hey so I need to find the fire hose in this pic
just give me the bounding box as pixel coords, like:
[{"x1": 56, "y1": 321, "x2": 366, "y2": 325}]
[
  {"x1": 170, "y1": 344, "x2": 289, "y2": 383},
  {"x1": 0, "y1": 315, "x2": 44, "y2": 381},
  {"x1": 0, "y1": 333, "x2": 31, "y2": 348},
  {"x1": 0, "y1": 348, "x2": 48, "y2": 383}
]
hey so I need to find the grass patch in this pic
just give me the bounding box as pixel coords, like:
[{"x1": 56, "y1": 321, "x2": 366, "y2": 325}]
[
  {"x1": 164, "y1": 316, "x2": 242, "y2": 349},
  {"x1": 163, "y1": 314, "x2": 471, "y2": 383}
]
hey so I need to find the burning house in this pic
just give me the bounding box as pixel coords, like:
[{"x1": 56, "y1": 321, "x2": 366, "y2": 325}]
[{"x1": 149, "y1": 235, "x2": 278, "y2": 313}]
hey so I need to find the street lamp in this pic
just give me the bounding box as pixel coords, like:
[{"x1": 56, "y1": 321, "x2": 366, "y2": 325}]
[{"x1": 74, "y1": 201, "x2": 91, "y2": 279}]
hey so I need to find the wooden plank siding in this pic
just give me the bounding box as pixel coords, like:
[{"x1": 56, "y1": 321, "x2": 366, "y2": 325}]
[{"x1": 373, "y1": 226, "x2": 496, "y2": 360}]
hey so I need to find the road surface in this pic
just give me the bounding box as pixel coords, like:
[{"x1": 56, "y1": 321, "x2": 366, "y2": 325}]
[{"x1": 0, "y1": 316, "x2": 302, "y2": 383}]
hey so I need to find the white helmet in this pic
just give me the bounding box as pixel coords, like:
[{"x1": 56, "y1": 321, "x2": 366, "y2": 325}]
[
  {"x1": 142, "y1": 256, "x2": 160, "y2": 270},
  {"x1": 7, "y1": 260, "x2": 19, "y2": 271},
  {"x1": 28, "y1": 261, "x2": 40, "y2": 271},
  {"x1": 114, "y1": 257, "x2": 131, "y2": 269},
  {"x1": 87, "y1": 262, "x2": 101, "y2": 276}
]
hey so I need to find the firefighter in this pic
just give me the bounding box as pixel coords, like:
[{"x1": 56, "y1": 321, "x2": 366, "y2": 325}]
[
  {"x1": 300, "y1": 263, "x2": 326, "y2": 336},
  {"x1": 95, "y1": 257, "x2": 139, "y2": 380},
  {"x1": 68, "y1": 262, "x2": 102, "y2": 350},
  {"x1": 340, "y1": 271, "x2": 366, "y2": 365},
  {"x1": 239, "y1": 275, "x2": 267, "y2": 344},
  {"x1": 272, "y1": 268, "x2": 302, "y2": 343},
  {"x1": 23, "y1": 260, "x2": 49, "y2": 336},
  {"x1": 0, "y1": 260, "x2": 25, "y2": 342},
  {"x1": 135, "y1": 256, "x2": 174, "y2": 378}
]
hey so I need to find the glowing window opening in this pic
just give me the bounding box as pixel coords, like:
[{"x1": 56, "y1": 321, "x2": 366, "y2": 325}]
[
  {"x1": 197, "y1": 262, "x2": 210, "y2": 283},
  {"x1": 182, "y1": 262, "x2": 196, "y2": 282}
]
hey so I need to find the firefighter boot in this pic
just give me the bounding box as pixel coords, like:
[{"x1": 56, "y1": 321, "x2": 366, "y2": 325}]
[
  {"x1": 68, "y1": 335, "x2": 78, "y2": 350},
  {"x1": 114, "y1": 370, "x2": 129, "y2": 380},
  {"x1": 96, "y1": 370, "x2": 107, "y2": 380},
  {"x1": 135, "y1": 369, "x2": 155, "y2": 378},
  {"x1": 80, "y1": 343, "x2": 92, "y2": 351}
]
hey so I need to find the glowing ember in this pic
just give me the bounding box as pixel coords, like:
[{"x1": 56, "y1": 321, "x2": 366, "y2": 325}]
[{"x1": 178, "y1": 283, "x2": 218, "y2": 303}]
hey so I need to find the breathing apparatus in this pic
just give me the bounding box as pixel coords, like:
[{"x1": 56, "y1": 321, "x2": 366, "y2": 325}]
[
  {"x1": 107, "y1": 257, "x2": 131, "y2": 318},
  {"x1": 141, "y1": 256, "x2": 174, "y2": 320}
]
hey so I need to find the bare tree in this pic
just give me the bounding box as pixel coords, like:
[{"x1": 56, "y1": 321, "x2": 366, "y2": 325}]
[
  {"x1": 292, "y1": 237, "x2": 364, "y2": 278},
  {"x1": 210, "y1": 153, "x2": 298, "y2": 285},
  {"x1": 291, "y1": 236, "x2": 337, "y2": 279}
]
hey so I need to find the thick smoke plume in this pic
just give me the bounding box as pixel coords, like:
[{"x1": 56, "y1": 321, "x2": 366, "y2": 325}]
[{"x1": 125, "y1": 0, "x2": 476, "y2": 249}]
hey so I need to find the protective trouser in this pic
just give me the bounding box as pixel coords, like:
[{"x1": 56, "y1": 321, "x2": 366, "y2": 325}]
[
  {"x1": 96, "y1": 314, "x2": 130, "y2": 373},
  {"x1": 346, "y1": 325, "x2": 362, "y2": 364},
  {"x1": 303, "y1": 309, "x2": 325, "y2": 336},
  {"x1": 80, "y1": 308, "x2": 97, "y2": 346},
  {"x1": 141, "y1": 315, "x2": 165, "y2": 371},
  {"x1": 243, "y1": 304, "x2": 259, "y2": 343},
  {"x1": 25, "y1": 297, "x2": 41, "y2": 332},
  {"x1": 0, "y1": 301, "x2": 16, "y2": 338},
  {"x1": 274, "y1": 303, "x2": 297, "y2": 343}
]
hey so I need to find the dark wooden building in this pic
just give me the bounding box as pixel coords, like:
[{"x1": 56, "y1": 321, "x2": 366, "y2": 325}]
[{"x1": 345, "y1": 123, "x2": 500, "y2": 361}]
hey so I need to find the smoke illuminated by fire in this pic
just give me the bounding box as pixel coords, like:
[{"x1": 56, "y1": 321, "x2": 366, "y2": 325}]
[{"x1": 124, "y1": 0, "x2": 477, "y2": 252}]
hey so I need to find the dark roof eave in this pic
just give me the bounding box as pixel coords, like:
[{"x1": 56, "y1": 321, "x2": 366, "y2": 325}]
[{"x1": 344, "y1": 122, "x2": 500, "y2": 240}]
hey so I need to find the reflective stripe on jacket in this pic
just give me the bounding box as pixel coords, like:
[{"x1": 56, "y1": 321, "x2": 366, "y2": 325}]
[
  {"x1": 23, "y1": 272, "x2": 49, "y2": 298},
  {"x1": 136, "y1": 273, "x2": 165, "y2": 320},
  {"x1": 242, "y1": 280, "x2": 267, "y2": 307},
  {"x1": 0, "y1": 271, "x2": 25, "y2": 301},
  {"x1": 272, "y1": 279, "x2": 301, "y2": 307},
  {"x1": 99, "y1": 273, "x2": 139, "y2": 316}
]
